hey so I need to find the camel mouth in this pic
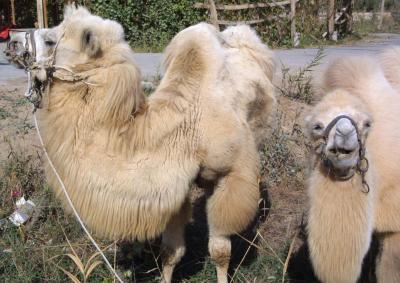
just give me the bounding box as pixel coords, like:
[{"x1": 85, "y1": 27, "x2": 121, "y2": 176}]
[
  {"x1": 323, "y1": 157, "x2": 357, "y2": 180},
  {"x1": 323, "y1": 145, "x2": 359, "y2": 179},
  {"x1": 328, "y1": 147, "x2": 354, "y2": 156}
]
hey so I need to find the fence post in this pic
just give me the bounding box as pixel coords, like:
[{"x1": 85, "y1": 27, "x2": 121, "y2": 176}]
[
  {"x1": 43, "y1": 0, "x2": 48, "y2": 28},
  {"x1": 36, "y1": 0, "x2": 45, "y2": 28},
  {"x1": 290, "y1": 0, "x2": 296, "y2": 46},
  {"x1": 10, "y1": 0, "x2": 16, "y2": 26},
  {"x1": 327, "y1": 0, "x2": 335, "y2": 39},
  {"x1": 378, "y1": 0, "x2": 385, "y2": 29},
  {"x1": 208, "y1": 0, "x2": 220, "y2": 31}
]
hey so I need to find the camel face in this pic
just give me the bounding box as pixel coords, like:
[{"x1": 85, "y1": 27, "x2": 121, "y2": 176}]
[
  {"x1": 7, "y1": 29, "x2": 55, "y2": 63},
  {"x1": 306, "y1": 89, "x2": 372, "y2": 178},
  {"x1": 34, "y1": 28, "x2": 57, "y2": 63},
  {"x1": 51, "y1": 7, "x2": 124, "y2": 68}
]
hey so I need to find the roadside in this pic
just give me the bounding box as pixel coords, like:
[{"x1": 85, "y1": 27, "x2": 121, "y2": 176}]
[{"x1": 2, "y1": 33, "x2": 400, "y2": 81}]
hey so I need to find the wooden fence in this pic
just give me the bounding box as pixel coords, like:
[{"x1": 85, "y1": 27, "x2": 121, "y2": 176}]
[
  {"x1": 194, "y1": 0, "x2": 299, "y2": 45},
  {"x1": 195, "y1": 0, "x2": 360, "y2": 44}
]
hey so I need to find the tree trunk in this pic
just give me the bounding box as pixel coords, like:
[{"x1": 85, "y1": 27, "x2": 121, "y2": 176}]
[
  {"x1": 43, "y1": 0, "x2": 48, "y2": 28},
  {"x1": 328, "y1": 0, "x2": 335, "y2": 39},
  {"x1": 36, "y1": 0, "x2": 45, "y2": 28},
  {"x1": 291, "y1": 0, "x2": 296, "y2": 46},
  {"x1": 10, "y1": 0, "x2": 16, "y2": 26},
  {"x1": 378, "y1": 0, "x2": 385, "y2": 30}
]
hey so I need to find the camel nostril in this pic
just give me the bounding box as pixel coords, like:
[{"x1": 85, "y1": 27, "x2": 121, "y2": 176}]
[{"x1": 329, "y1": 148, "x2": 353, "y2": 155}]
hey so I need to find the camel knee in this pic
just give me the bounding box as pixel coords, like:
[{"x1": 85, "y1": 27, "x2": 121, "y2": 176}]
[
  {"x1": 161, "y1": 227, "x2": 186, "y2": 283},
  {"x1": 209, "y1": 235, "x2": 231, "y2": 283},
  {"x1": 160, "y1": 201, "x2": 190, "y2": 283},
  {"x1": 376, "y1": 233, "x2": 400, "y2": 283},
  {"x1": 161, "y1": 244, "x2": 186, "y2": 283}
]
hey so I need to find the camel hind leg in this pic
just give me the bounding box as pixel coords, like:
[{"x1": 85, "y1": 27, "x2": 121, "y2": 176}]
[
  {"x1": 160, "y1": 199, "x2": 191, "y2": 283},
  {"x1": 207, "y1": 146, "x2": 260, "y2": 283},
  {"x1": 376, "y1": 232, "x2": 400, "y2": 283}
]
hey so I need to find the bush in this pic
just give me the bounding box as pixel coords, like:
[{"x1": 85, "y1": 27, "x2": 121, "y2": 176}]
[{"x1": 89, "y1": 0, "x2": 206, "y2": 51}]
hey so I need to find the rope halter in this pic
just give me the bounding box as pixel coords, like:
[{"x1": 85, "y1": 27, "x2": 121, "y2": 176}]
[
  {"x1": 23, "y1": 29, "x2": 98, "y2": 112},
  {"x1": 319, "y1": 115, "x2": 370, "y2": 193}
]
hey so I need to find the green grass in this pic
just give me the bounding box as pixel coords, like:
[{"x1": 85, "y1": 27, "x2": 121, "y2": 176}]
[{"x1": 0, "y1": 108, "x2": 10, "y2": 120}]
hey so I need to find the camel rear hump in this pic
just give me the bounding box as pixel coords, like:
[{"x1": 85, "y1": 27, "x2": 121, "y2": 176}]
[{"x1": 161, "y1": 23, "x2": 225, "y2": 92}]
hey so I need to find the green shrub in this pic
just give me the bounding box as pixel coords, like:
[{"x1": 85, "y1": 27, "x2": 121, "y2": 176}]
[{"x1": 89, "y1": 0, "x2": 206, "y2": 51}]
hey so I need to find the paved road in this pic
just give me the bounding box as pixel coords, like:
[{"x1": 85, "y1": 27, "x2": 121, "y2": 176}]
[{"x1": 1, "y1": 33, "x2": 399, "y2": 84}]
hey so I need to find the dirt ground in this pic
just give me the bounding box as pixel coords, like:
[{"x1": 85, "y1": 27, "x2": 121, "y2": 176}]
[{"x1": 0, "y1": 78, "x2": 40, "y2": 163}]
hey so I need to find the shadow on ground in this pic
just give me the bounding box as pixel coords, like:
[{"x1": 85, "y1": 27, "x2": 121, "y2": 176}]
[{"x1": 116, "y1": 180, "x2": 271, "y2": 282}]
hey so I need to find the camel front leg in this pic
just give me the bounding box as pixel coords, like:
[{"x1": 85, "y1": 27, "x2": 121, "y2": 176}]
[
  {"x1": 160, "y1": 200, "x2": 191, "y2": 283},
  {"x1": 376, "y1": 232, "x2": 400, "y2": 283},
  {"x1": 208, "y1": 234, "x2": 231, "y2": 283}
]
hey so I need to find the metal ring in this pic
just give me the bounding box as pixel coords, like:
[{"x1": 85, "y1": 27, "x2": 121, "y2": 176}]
[{"x1": 357, "y1": 157, "x2": 369, "y2": 173}]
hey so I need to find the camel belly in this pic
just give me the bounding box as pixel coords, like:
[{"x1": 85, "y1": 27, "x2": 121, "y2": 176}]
[{"x1": 47, "y1": 150, "x2": 199, "y2": 241}]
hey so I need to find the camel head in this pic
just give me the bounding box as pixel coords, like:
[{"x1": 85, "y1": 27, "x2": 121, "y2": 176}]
[
  {"x1": 305, "y1": 89, "x2": 372, "y2": 180},
  {"x1": 33, "y1": 5, "x2": 143, "y2": 127},
  {"x1": 47, "y1": 5, "x2": 126, "y2": 67},
  {"x1": 6, "y1": 29, "x2": 55, "y2": 67}
]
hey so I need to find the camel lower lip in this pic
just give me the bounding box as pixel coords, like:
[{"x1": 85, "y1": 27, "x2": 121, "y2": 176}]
[{"x1": 337, "y1": 153, "x2": 351, "y2": 160}]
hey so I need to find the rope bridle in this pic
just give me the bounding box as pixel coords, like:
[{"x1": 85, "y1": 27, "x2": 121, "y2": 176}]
[
  {"x1": 16, "y1": 29, "x2": 124, "y2": 283},
  {"x1": 319, "y1": 115, "x2": 370, "y2": 193},
  {"x1": 23, "y1": 30, "x2": 98, "y2": 112},
  {"x1": 4, "y1": 30, "x2": 36, "y2": 69}
]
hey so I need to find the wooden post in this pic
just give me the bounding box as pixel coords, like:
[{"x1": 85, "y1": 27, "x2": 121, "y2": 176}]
[
  {"x1": 36, "y1": 0, "x2": 45, "y2": 28},
  {"x1": 43, "y1": 0, "x2": 48, "y2": 28},
  {"x1": 10, "y1": 0, "x2": 16, "y2": 26},
  {"x1": 208, "y1": 0, "x2": 220, "y2": 31},
  {"x1": 290, "y1": 0, "x2": 296, "y2": 46},
  {"x1": 327, "y1": 0, "x2": 335, "y2": 39},
  {"x1": 378, "y1": 0, "x2": 385, "y2": 30}
]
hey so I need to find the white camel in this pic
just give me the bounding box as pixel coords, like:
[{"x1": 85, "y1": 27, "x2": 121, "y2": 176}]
[
  {"x1": 305, "y1": 55, "x2": 400, "y2": 283},
  {"x1": 30, "y1": 6, "x2": 275, "y2": 283}
]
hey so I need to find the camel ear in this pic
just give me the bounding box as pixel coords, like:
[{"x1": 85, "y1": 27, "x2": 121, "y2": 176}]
[{"x1": 81, "y1": 29, "x2": 101, "y2": 57}]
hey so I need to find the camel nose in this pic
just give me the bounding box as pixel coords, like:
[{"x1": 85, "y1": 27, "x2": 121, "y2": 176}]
[
  {"x1": 331, "y1": 118, "x2": 358, "y2": 152},
  {"x1": 336, "y1": 118, "x2": 356, "y2": 137}
]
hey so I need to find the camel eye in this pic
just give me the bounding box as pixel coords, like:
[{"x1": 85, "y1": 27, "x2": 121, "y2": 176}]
[
  {"x1": 313, "y1": 123, "x2": 323, "y2": 131},
  {"x1": 45, "y1": 40, "x2": 55, "y2": 46},
  {"x1": 364, "y1": 120, "x2": 371, "y2": 129}
]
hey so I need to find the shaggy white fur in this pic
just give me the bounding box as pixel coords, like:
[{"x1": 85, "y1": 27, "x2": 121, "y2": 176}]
[
  {"x1": 306, "y1": 54, "x2": 400, "y2": 283},
  {"x1": 34, "y1": 6, "x2": 275, "y2": 283}
]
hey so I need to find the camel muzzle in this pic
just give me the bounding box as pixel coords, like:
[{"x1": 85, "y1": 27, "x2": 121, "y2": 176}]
[{"x1": 319, "y1": 115, "x2": 370, "y2": 192}]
